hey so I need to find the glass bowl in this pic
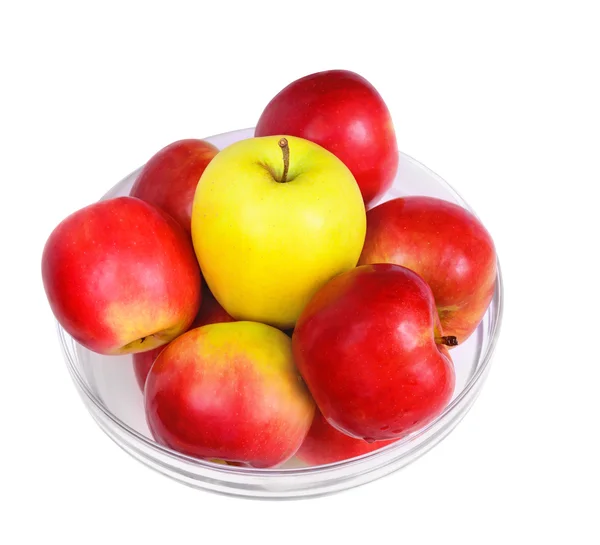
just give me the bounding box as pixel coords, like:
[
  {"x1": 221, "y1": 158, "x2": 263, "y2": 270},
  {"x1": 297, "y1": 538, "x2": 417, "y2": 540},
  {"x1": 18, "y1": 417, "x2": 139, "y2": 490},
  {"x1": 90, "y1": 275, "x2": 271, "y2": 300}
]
[{"x1": 58, "y1": 128, "x2": 503, "y2": 499}]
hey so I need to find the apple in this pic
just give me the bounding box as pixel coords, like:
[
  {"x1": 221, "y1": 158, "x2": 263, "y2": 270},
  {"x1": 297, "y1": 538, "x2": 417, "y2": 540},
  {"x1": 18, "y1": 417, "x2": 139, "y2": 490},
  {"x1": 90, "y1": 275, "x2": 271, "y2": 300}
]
[
  {"x1": 132, "y1": 286, "x2": 235, "y2": 390},
  {"x1": 255, "y1": 69, "x2": 398, "y2": 206},
  {"x1": 133, "y1": 346, "x2": 163, "y2": 391},
  {"x1": 192, "y1": 285, "x2": 235, "y2": 328},
  {"x1": 191, "y1": 135, "x2": 366, "y2": 329},
  {"x1": 130, "y1": 139, "x2": 218, "y2": 235},
  {"x1": 292, "y1": 263, "x2": 455, "y2": 442},
  {"x1": 145, "y1": 321, "x2": 315, "y2": 468},
  {"x1": 296, "y1": 410, "x2": 398, "y2": 466},
  {"x1": 42, "y1": 196, "x2": 202, "y2": 355},
  {"x1": 358, "y1": 196, "x2": 497, "y2": 344}
]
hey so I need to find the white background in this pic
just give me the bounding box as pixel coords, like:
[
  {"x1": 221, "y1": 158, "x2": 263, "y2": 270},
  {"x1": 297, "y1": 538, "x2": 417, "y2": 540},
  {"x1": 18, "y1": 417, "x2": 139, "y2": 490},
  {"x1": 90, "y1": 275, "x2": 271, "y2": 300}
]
[{"x1": 1, "y1": 1, "x2": 599, "y2": 543}]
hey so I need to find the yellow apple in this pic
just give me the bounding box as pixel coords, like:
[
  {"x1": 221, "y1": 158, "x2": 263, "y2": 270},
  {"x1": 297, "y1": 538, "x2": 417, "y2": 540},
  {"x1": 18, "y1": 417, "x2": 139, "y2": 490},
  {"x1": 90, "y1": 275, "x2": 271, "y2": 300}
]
[{"x1": 191, "y1": 135, "x2": 366, "y2": 329}]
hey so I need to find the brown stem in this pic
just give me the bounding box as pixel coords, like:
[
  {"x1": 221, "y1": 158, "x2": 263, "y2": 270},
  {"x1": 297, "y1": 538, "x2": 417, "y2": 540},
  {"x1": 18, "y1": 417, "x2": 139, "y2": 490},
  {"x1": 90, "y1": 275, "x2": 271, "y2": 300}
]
[
  {"x1": 278, "y1": 137, "x2": 290, "y2": 183},
  {"x1": 435, "y1": 335, "x2": 458, "y2": 347}
]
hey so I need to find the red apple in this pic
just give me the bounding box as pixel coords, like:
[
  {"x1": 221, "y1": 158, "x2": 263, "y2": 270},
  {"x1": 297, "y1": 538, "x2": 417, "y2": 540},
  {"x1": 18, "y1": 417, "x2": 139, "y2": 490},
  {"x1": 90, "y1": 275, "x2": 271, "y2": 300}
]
[
  {"x1": 42, "y1": 196, "x2": 202, "y2": 355},
  {"x1": 130, "y1": 139, "x2": 218, "y2": 235},
  {"x1": 132, "y1": 346, "x2": 163, "y2": 391},
  {"x1": 296, "y1": 410, "x2": 398, "y2": 466},
  {"x1": 358, "y1": 196, "x2": 497, "y2": 344},
  {"x1": 145, "y1": 322, "x2": 315, "y2": 468},
  {"x1": 292, "y1": 263, "x2": 455, "y2": 442},
  {"x1": 255, "y1": 69, "x2": 398, "y2": 206},
  {"x1": 133, "y1": 286, "x2": 235, "y2": 390},
  {"x1": 191, "y1": 286, "x2": 235, "y2": 328}
]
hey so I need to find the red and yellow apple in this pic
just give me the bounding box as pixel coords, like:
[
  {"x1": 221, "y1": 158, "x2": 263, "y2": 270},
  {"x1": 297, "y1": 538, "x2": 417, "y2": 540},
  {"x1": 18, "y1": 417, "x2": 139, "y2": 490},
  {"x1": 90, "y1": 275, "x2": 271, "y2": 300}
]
[
  {"x1": 296, "y1": 410, "x2": 398, "y2": 466},
  {"x1": 133, "y1": 286, "x2": 235, "y2": 390},
  {"x1": 358, "y1": 196, "x2": 497, "y2": 343},
  {"x1": 145, "y1": 321, "x2": 315, "y2": 468},
  {"x1": 293, "y1": 263, "x2": 455, "y2": 442},
  {"x1": 42, "y1": 196, "x2": 202, "y2": 355},
  {"x1": 130, "y1": 139, "x2": 218, "y2": 235},
  {"x1": 255, "y1": 69, "x2": 398, "y2": 206}
]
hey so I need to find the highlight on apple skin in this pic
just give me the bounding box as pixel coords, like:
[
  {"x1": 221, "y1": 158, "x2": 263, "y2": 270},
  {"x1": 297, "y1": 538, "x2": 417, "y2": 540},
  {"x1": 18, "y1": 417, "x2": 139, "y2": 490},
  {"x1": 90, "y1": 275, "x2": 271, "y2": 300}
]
[
  {"x1": 145, "y1": 321, "x2": 315, "y2": 468},
  {"x1": 293, "y1": 263, "x2": 456, "y2": 443},
  {"x1": 358, "y1": 196, "x2": 497, "y2": 344},
  {"x1": 41, "y1": 196, "x2": 202, "y2": 355},
  {"x1": 255, "y1": 69, "x2": 399, "y2": 207},
  {"x1": 130, "y1": 138, "x2": 219, "y2": 236},
  {"x1": 295, "y1": 409, "x2": 398, "y2": 466}
]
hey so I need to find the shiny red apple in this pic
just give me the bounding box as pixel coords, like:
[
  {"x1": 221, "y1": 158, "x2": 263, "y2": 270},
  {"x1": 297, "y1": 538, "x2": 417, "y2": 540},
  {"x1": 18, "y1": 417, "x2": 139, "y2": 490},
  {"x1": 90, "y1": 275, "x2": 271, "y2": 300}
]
[
  {"x1": 293, "y1": 263, "x2": 455, "y2": 442},
  {"x1": 255, "y1": 69, "x2": 398, "y2": 206},
  {"x1": 130, "y1": 139, "x2": 218, "y2": 235},
  {"x1": 132, "y1": 286, "x2": 235, "y2": 390},
  {"x1": 42, "y1": 196, "x2": 202, "y2": 355},
  {"x1": 358, "y1": 196, "x2": 497, "y2": 343},
  {"x1": 145, "y1": 322, "x2": 315, "y2": 468},
  {"x1": 296, "y1": 410, "x2": 398, "y2": 466}
]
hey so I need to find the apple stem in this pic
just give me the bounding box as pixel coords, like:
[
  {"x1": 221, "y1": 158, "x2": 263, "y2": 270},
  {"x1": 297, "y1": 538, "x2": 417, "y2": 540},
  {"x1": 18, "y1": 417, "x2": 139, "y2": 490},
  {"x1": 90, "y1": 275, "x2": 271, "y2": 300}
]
[
  {"x1": 278, "y1": 137, "x2": 290, "y2": 183},
  {"x1": 435, "y1": 335, "x2": 458, "y2": 347}
]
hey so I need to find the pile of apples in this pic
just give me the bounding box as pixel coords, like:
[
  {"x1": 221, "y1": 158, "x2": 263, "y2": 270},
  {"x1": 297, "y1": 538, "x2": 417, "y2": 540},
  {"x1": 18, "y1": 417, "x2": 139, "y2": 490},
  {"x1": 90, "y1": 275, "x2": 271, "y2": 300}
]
[{"x1": 42, "y1": 70, "x2": 497, "y2": 468}]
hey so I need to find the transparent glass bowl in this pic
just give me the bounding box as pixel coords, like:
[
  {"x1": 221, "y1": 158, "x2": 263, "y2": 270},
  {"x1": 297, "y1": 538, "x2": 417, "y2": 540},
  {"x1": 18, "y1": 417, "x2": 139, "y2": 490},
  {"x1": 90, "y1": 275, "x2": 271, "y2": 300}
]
[{"x1": 58, "y1": 128, "x2": 503, "y2": 499}]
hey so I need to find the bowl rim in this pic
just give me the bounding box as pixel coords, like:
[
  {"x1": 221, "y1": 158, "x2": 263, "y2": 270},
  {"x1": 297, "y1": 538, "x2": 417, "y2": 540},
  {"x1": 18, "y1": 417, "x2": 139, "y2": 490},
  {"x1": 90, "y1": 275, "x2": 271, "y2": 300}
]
[{"x1": 59, "y1": 129, "x2": 504, "y2": 478}]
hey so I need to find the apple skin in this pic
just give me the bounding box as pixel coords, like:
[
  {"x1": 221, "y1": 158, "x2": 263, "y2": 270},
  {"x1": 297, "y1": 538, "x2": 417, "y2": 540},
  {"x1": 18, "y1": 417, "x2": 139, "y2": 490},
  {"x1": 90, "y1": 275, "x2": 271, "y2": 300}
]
[
  {"x1": 358, "y1": 196, "x2": 497, "y2": 344},
  {"x1": 133, "y1": 346, "x2": 163, "y2": 391},
  {"x1": 130, "y1": 139, "x2": 218, "y2": 235},
  {"x1": 192, "y1": 286, "x2": 235, "y2": 329},
  {"x1": 255, "y1": 69, "x2": 398, "y2": 206},
  {"x1": 191, "y1": 135, "x2": 366, "y2": 329},
  {"x1": 42, "y1": 196, "x2": 202, "y2": 355},
  {"x1": 296, "y1": 410, "x2": 398, "y2": 466},
  {"x1": 133, "y1": 287, "x2": 235, "y2": 390},
  {"x1": 292, "y1": 263, "x2": 455, "y2": 442},
  {"x1": 145, "y1": 322, "x2": 315, "y2": 468}
]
